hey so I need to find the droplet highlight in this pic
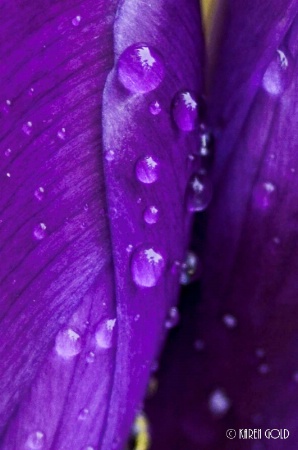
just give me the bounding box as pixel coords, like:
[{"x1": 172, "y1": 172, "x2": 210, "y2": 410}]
[
  {"x1": 72, "y1": 15, "x2": 81, "y2": 26},
  {"x1": 222, "y1": 314, "x2": 237, "y2": 329},
  {"x1": 95, "y1": 318, "x2": 116, "y2": 349},
  {"x1": 186, "y1": 173, "x2": 212, "y2": 212},
  {"x1": 118, "y1": 43, "x2": 165, "y2": 93},
  {"x1": 131, "y1": 245, "x2": 165, "y2": 287},
  {"x1": 55, "y1": 328, "x2": 82, "y2": 359},
  {"x1": 135, "y1": 156, "x2": 159, "y2": 184},
  {"x1": 149, "y1": 100, "x2": 161, "y2": 115},
  {"x1": 143, "y1": 206, "x2": 159, "y2": 224},
  {"x1": 22, "y1": 121, "x2": 33, "y2": 135},
  {"x1": 78, "y1": 408, "x2": 89, "y2": 421},
  {"x1": 253, "y1": 182, "x2": 276, "y2": 210},
  {"x1": 26, "y1": 431, "x2": 45, "y2": 449},
  {"x1": 208, "y1": 389, "x2": 231, "y2": 417},
  {"x1": 165, "y1": 307, "x2": 180, "y2": 329},
  {"x1": 34, "y1": 187, "x2": 45, "y2": 201},
  {"x1": 172, "y1": 90, "x2": 199, "y2": 131},
  {"x1": 33, "y1": 223, "x2": 47, "y2": 240},
  {"x1": 180, "y1": 251, "x2": 200, "y2": 285}
]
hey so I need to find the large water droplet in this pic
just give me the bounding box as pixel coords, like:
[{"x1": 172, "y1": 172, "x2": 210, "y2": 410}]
[
  {"x1": 186, "y1": 173, "x2": 212, "y2": 212},
  {"x1": 253, "y1": 181, "x2": 276, "y2": 210},
  {"x1": 26, "y1": 431, "x2": 45, "y2": 449},
  {"x1": 262, "y1": 49, "x2": 292, "y2": 96},
  {"x1": 208, "y1": 389, "x2": 231, "y2": 417},
  {"x1": 149, "y1": 100, "x2": 161, "y2": 115},
  {"x1": 95, "y1": 318, "x2": 116, "y2": 349},
  {"x1": 131, "y1": 245, "x2": 165, "y2": 287},
  {"x1": 143, "y1": 206, "x2": 159, "y2": 224},
  {"x1": 118, "y1": 43, "x2": 165, "y2": 93},
  {"x1": 135, "y1": 156, "x2": 159, "y2": 184},
  {"x1": 55, "y1": 328, "x2": 82, "y2": 359},
  {"x1": 172, "y1": 90, "x2": 199, "y2": 131},
  {"x1": 34, "y1": 187, "x2": 45, "y2": 201},
  {"x1": 33, "y1": 223, "x2": 47, "y2": 240},
  {"x1": 165, "y1": 307, "x2": 180, "y2": 329}
]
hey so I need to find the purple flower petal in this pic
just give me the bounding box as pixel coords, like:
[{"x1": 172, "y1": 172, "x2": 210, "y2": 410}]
[{"x1": 0, "y1": 0, "x2": 203, "y2": 448}]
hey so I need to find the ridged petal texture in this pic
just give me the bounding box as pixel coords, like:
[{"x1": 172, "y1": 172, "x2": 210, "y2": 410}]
[
  {"x1": 147, "y1": 1, "x2": 298, "y2": 449},
  {"x1": 0, "y1": 0, "x2": 203, "y2": 449}
]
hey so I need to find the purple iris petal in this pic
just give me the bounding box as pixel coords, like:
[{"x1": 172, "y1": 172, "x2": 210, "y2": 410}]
[
  {"x1": 0, "y1": 0, "x2": 203, "y2": 448},
  {"x1": 147, "y1": 1, "x2": 298, "y2": 448}
]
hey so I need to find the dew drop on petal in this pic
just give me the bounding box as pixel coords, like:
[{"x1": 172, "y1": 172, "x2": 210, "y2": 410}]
[
  {"x1": 105, "y1": 150, "x2": 115, "y2": 161},
  {"x1": 165, "y1": 307, "x2": 180, "y2": 329},
  {"x1": 194, "y1": 339, "x2": 205, "y2": 351},
  {"x1": 33, "y1": 223, "x2": 47, "y2": 240},
  {"x1": 253, "y1": 182, "x2": 276, "y2": 210},
  {"x1": 26, "y1": 431, "x2": 45, "y2": 449},
  {"x1": 22, "y1": 121, "x2": 33, "y2": 135},
  {"x1": 293, "y1": 372, "x2": 298, "y2": 383},
  {"x1": 6, "y1": 172, "x2": 11, "y2": 178},
  {"x1": 131, "y1": 245, "x2": 165, "y2": 287},
  {"x1": 180, "y1": 251, "x2": 200, "y2": 285},
  {"x1": 4, "y1": 148, "x2": 12, "y2": 157},
  {"x1": 126, "y1": 244, "x2": 133, "y2": 253},
  {"x1": 262, "y1": 49, "x2": 292, "y2": 96},
  {"x1": 258, "y1": 363, "x2": 270, "y2": 375},
  {"x1": 143, "y1": 206, "x2": 159, "y2": 224},
  {"x1": 222, "y1": 314, "x2": 237, "y2": 329},
  {"x1": 95, "y1": 318, "x2": 116, "y2": 349},
  {"x1": 34, "y1": 187, "x2": 45, "y2": 201},
  {"x1": 256, "y1": 348, "x2": 265, "y2": 358},
  {"x1": 149, "y1": 100, "x2": 161, "y2": 115},
  {"x1": 118, "y1": 43, "x2": 165, "y2": 93},
  {"x1": 72, "y1": 15, "x2": 81, "y2": 26},
  {"x1": 78, "y1": 408, "x2": 89, "y2": 421},
  {"x1": 82, "y1": 447, "x2": 94, "y2": 450},
  {"x1": 208, "y1": 389, "x2": 231, "y2": 417},
  {"x1": 172, "y1": 90, "x2": 199, "y2": 131},
  {"x1": 186, "y1": 173, "x2": 212, "y2": 212},
  {"x1": 55, "y1": 328, "x2": 82, "y2": 359},
  {"x1": 86, "y1": 351, "x2": 95, "y2": 363},
  {"x1": 135, "y1": 156, "x2": 159, "y2": 184},
  {"x1": 57, "y1": 127, "x2": 66, "y2": 140}
]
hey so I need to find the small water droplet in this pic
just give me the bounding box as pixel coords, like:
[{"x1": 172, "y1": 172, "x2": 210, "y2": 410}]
[
  {"x1": 222, "y1": 314, "x2": 237, "y2": 329},
  {"x1": 33, "y1": 223, "x2": 47, "y2": 240},
  {"x1": 55, "y1": 328, "x2": 82, "y2": 359},
  {"x1": 135, "y1": 156, "x2": 159, "y2": 184},
  {"x1": 258, "y1": 363, "x2": 270, "y2": 375},
  {"x1": 6, "y1": 172, "x2": 11, "y2": 178},
  {"x1": 95, "y1": 318, "x2": 116, "y2": 349},
  {"x1": 28, "y1": 87, "x2": 35, "y2": 96},
  {"x1": 72, "y1": 15, "x2": 81, "y2": 26},
  {"x1": 4, "y1": 148, "x2": 12, "y2": 157},
  {"x1": 165, "y1": 307, "x2": 180, "y2": 329},
  {"x1": 34, "y1": 187, "x2": 45, "y2": 201},
  {"x1": 180, "y1": 251, "x2": 200, "y2": 285},
  {"x1": 105, "y1": 150, "x2": 115, "y2": 161},
  {"x1": 26, "y1": 431, "x2": 45, "y2": 449},
  {"x1": 78, "y1": 408, "x2": 89, "y2": 421},
  {"x1": 143, "y1": 205, "x2": 159, "y2": 224},
  {"x1": 172, "y1": 90, "x2": 199, "y2": 131},
  {"x1": 126, "y1": 244, "x2": 133, "y2": 253},
  {"x1": 86, "y1": 351, "x2": 95, "y2": 363},
  {"x1": 186, "y1": 173, "x2": 212, "y2": 212},
  {"x1": 118, "y1": 43, "x2": 165, "y2": 93},
  {"x1": 253, "y1": 182, "x2": 276, "y2": 210},
  {"x1": 57, "y1": 127, "x2": 66, "y2": 140},
  {"x1": 262, "y1": 49, "x2": 292, "y2": 96},
  {"x1": 83, "y1": 203, "x2": 89, "y2": 211},
  {"x1": 194, "y1": 339, "x2": 205, "y2": 351},
  {"x1": 134, "y1": 314, "x2": 140, "y2": 321},
  {"x1": 256, "y1": 348, "x2": 265, "y2": 358},
  {"x1": 208, "y1": 389, "x2": 231, "y2": 417},
  {"x1": 149, "y1": 100, "x2": 161, "y2": 115},
  {"x1": 6, "y1": 99, "x2": 11, "y2": 106},
  {"x1": 82, "y1": 447, "x2": 94, "y2": 450},
  {"x1": 293, "y1": 372, "x2": 298, "y2": 382},
  {"x1": 131, "y1": 245, "x2": 165, "y2": 287},
  {"x1": 22, "y1": 121, "x2": 33, "y2": 135}
]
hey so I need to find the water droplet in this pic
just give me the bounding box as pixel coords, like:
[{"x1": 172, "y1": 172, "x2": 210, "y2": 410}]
[
  {"x1": 149, "y1": 100, "x2": 161, "y2": 115},
  {"x1": 126, "y1": 244, "x2": 133, "y2": 253},
  {"x1": 186, "y1": 173, "x2": 212, "y2": 212},
  {"x1": 22, "y1": 121, "x2": 33, "y2": 135},
  {"x1": 55, "y1": 328, "x2": 82, "y2": 359},
  {"x1": 26, "y1": 431, "x2": 45, "y2": 449},
  {"x1": 95, "y1": 318, "x2": 116, "y2": 349},
  {"x1": 28, "y1": 87, "x2": 35, "y2": 96},
  {"x1": 172, "y1": 90, "x2": 199, "y2": 131},
  {"x1": 222, "y1": 314, "x2": 237, "y2": 329},
  {"x1": 6, "y1": 172, "x2": 11, "y2": 178},
  {"x1": 208, "y1": 389, "x2": 231, "y2": 417},
  {"x1": 180, "y1": 251, "x2": 200, "y2": 285},
  {"x1": 72, "y1": 15, "x2": 81, "y2": 26},
  {"x1": 262, "y1": 49, "x2": 292, "y2": 96},
  {"x1": 83, "y1": 203, "x2": 89, "y2": 211},
  {"x1": 131, "y1": 245, "x2": 165, "y2": 287},
  {"x1": 78, "y1": 408, "x2": 89, "y2": 421},
  {"x1": 34, "y1": 187, "x2": 45, "y2": 201},
  {"x1": 135, "y1": 156, "x2": 159, "y2": 184},
  {"x1": 6, "y1": 99, "x2": 11, "y2": 106},
  {"x1": 293, "y1": 372, "x2": 298, "y2": 382},
  {"x1": 253, "y1": 182, "x2": 276, "y2": 210},
  {"x1": 134, "y1": 314, "x2": 140, "y2": 321},
  {"x1": 258, "y1": 363, "x2": 270, "y2": 375},
  {"x1": 57, "y1": 127, "x2": 66, "y2": 140},
  {"x1": 194, "y1": 339, "x2": 205, "y2": 351},
  {"x1": 118, "y1": 43, "x2": 165, "y2": 93},
  {"x1": 82, "y1": 447, "x2": 94, "y2": 450},
  {"x1": 105, "y1": 150, "x2": 115, "y2": 161},
  {"x1": 143, "y1": 206, "x2": 159, "y2": 224},
  {"x1": 256, "y1": 348, "x2": 265, "y2": 358},
  {"x1": 165, "y1": 307, "x2": 180, "y2": 329},
  {"x1": 33, "y1": 223, "x2": 47, "y2": 240},
  {"x1": 86, "y1": 351, "x2": 95, "y2": 363},
  {"x1": 4, "y1": 148, "x2": 12, "y2": 157}
]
